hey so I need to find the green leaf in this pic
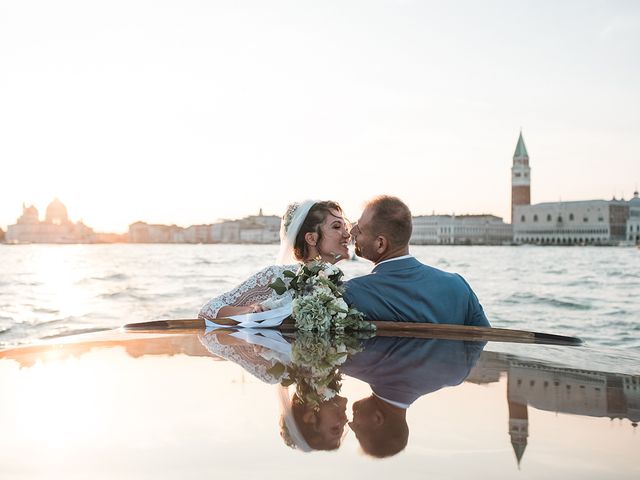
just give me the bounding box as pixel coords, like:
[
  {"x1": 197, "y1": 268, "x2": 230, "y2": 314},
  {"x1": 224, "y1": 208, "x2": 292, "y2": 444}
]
[
  {"x1": 269, "y1": 278, "x2": 288, "y2": 295},
  {"x1": 281, "y1": 378, "x2": 295, "y2": 387},
  {"x1": 267, "y1": 363, "x2": 286, "y2": 379}
]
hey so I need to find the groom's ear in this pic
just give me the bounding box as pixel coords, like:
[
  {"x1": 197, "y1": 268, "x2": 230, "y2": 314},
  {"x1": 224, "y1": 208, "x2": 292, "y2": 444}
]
[
  {"x1": 304, "y1": 231, "x2": 318, "y2": 247},
  {"x1": 375, "y1": 235, "x2": 389, "y2": 254},
  {"x1": 373, "y1": 410, "x2": 385, "y2": 426}
]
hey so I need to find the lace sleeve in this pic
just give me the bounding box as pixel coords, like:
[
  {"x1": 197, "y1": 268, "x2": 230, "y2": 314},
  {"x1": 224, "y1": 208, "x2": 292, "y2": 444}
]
[
  {"x1": 198, "y1": 334, "x2": 281, "y2": 384},
  {"x1": 198, "y1": 264, "x2": 298, "y2": 320}
]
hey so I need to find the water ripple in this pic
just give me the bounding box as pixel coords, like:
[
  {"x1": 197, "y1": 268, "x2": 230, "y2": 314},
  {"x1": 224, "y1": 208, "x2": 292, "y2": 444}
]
[
  {"x1": 503, "y1": 292, "x2": 592, "y2": 310},
  {"x1": 1, "y1": 244, "x2": 638, "y2": 353}
]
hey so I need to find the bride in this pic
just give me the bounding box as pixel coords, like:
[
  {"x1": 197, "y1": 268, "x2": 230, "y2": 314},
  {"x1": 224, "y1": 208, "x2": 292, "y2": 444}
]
[{"x1": 198, "y1": 200, "x2": 351, "y2": 320}]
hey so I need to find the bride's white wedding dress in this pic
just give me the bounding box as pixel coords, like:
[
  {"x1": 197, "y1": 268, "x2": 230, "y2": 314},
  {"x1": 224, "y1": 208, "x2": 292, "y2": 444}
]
[
  {"x1": 198, "y1": 264, "x2": 299, "y2": 320},
  {"x1": 197, "y1": 199, "x2": 316, "y2": 324},
  {"x1": 198, "y1": 329, "x2": 292, "y2": 384}
]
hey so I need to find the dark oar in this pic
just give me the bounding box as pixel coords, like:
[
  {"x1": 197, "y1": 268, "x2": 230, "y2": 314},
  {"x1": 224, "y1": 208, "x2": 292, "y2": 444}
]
[{"x1": 123, "y1": 318, "x2": 582, "y2": 346}]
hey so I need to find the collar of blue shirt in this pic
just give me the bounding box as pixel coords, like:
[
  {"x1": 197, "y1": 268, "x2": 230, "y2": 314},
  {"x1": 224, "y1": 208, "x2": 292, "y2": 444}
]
[
  {"x1": 375, "y1": 254, "x2": 414, "y2": 267},
  {"x1": 372, "y1": 391, "x2": 410, "y2": 409}
]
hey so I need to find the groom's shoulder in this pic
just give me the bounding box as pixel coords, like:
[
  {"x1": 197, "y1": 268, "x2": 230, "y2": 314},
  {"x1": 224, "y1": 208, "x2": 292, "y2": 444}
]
[
  {"x1": 406, "y1": 261, "x2": 475, "y2": 295},
  {"x1": 422, "y1": 264, "x2": 473, "y2": 290},
  {"x1": 403, "y1": 259, "x2": 462, "y2": 282},
  {"x1": 344, "y1": 271, "x2": 375, "y2": 288}
]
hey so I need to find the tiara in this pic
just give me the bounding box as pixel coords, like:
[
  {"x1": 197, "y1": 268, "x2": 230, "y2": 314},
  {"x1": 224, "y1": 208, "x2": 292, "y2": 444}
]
[{"x1": 283, "y1": 203, "x2": 300, "y2": 232}]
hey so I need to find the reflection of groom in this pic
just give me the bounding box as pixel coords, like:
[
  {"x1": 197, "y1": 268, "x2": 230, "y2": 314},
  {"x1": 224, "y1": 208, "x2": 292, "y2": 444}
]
[
  {"x1": 342, "y1": 337, "x2": 485, "y2": 457},
  {"x1": 345, "y1": 195, "x2": 490, "y2": 327}
]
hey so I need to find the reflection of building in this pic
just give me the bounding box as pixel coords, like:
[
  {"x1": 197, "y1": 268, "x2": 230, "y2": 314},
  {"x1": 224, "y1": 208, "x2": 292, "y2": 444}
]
[
  {"x1": 5, "y1": 199, "x2": 95, "y2": 243},
  {"x1": 467, "y1": 352, "x2": 640, "y2": 467},
  {"x1": 411, "y1": 214, "x2": 512, "y2": 245},
  {"x1": 510, "y1": 132, "x2": 640, "y2": 245},
  {"x1": 507, "y1": 374, "x2": 529, "y2": 468},
  {"x1": 0, "y1": 335, "x2": 217, "y2": 368}
]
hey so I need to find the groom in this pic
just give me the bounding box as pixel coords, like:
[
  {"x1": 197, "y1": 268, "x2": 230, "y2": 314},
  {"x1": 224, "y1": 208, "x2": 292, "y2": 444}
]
[{"x1": 344, "y1": 195, "x2": 490, "y2": 326}]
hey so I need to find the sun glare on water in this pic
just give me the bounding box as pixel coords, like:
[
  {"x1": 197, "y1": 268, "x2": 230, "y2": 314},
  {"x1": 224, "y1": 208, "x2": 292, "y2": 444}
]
[{"x1": 25, "y1": 246, "x2": 94, "y2": 327}]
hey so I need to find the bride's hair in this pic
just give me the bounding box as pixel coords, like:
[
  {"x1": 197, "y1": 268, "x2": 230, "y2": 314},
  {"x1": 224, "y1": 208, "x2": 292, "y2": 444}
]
[{"x1": 292, "y1": 201, "x2": 343, "y2": 261}]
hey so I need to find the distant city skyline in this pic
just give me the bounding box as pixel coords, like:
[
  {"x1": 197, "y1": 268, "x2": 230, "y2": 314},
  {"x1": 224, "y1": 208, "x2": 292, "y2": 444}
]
[{"x1": 1, "y1": 1, "x2": 639, "y2": 233}]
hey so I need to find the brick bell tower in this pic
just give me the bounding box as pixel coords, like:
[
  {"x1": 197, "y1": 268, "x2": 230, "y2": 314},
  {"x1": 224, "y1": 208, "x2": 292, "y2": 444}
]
[{"x1": 511, "y1": 131, "x2": 531, "y2": 224}]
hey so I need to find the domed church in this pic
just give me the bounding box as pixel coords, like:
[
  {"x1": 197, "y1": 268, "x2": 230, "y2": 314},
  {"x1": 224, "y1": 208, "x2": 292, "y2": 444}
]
[
  {"x1": 45, "y1": 198, "x2": 70, "y2": 225},
  {"x1": 5, "y1": 199, "x2": 95, "y2": 243}
]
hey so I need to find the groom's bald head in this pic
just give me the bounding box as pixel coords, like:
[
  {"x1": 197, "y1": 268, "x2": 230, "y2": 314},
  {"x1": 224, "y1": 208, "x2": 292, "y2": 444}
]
[{"x1": 364, "y1": 196, "x2": 413, "y2": 249}]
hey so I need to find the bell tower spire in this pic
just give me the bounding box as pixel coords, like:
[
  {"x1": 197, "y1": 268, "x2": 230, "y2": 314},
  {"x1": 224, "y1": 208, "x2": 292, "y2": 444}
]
[{"x1": 511, "y1": 130, "x2": 531, "y2": 223}]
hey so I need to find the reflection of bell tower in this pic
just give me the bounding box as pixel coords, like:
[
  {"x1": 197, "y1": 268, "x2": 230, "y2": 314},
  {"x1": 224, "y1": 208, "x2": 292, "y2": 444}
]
[
  {"x1": 511, "y1": 131, "x2": 531, "y2": 224},
  {"x1": 507, "y1": 376, "x2": 529, "y2": 467}
]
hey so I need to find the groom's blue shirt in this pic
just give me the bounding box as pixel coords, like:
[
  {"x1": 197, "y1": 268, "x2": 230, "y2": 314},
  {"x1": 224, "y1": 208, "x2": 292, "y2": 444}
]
[
  {"x1": 341, "y1": 337, "x2": 485, "y2": 406},
  {"x1": 343, "y1": 256, "x2": 490, "y2": 326}
]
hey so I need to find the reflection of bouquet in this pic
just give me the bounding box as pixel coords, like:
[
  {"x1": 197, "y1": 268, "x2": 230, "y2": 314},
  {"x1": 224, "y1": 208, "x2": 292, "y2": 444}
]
[
  {"x1": 268, "y1": 332, "x2": 366, "y2": 409},
  {"x1": 270, "y1": 260, "x2": 375, "y2": 333}
]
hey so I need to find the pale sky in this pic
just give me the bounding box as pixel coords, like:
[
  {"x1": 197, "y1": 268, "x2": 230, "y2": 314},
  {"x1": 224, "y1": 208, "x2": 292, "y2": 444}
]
[{"x1": 1, "y1": 0, "x2": 639, "y2": 233}]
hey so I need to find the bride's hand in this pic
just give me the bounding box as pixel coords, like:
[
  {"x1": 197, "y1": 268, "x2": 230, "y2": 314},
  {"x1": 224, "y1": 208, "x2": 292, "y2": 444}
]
[{"x1": 247, "y1": 303, "x2": 269, "y2": 314}]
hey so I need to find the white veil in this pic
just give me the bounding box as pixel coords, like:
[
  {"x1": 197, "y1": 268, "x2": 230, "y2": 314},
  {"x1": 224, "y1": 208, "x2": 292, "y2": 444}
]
[
  {"x1": 278, "y1": 386, "x2": 313, "y2": 452},
  {"x1": 275, "y1": 199, "x2": 318, "y2": 265}
]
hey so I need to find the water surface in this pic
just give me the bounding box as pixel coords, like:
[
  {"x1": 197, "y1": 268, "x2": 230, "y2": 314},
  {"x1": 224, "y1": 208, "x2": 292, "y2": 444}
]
[{"x1": 1, "y1": 244, "x2": 639, "y2": 360}]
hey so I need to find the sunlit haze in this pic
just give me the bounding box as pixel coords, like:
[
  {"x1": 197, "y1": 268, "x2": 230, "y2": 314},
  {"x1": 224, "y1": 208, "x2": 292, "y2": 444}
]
[{"x1": 1, "y1": 1, "x2": 639, "y2": 233}]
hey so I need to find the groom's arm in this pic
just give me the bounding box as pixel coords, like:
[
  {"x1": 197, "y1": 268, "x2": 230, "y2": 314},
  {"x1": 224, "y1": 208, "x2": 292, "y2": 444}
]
[
  {"x1": 343, "y1": 278, "x2": 375, "y2": 319},
  {"x1": 459, "y1": 276, "x2": 490, "y2": 327},
  {"x1": 343, "y1": 279, "x2": 362, "y2": 310}
]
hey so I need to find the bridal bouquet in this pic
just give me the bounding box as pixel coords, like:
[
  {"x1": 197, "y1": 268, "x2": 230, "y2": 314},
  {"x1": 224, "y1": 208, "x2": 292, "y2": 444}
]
[
  {"x1": 268, "y1": 332, "x2": 366, "y2": 408},
  {"x1": 269, "y1": 260, "x2": 375, "y2": 333}
]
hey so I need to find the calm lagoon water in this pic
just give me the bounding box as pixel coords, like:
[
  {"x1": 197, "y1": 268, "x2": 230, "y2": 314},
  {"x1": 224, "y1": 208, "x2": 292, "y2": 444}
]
[
  {"x1": 1, "y1": 244, "x2": 639, "y2": 356},
  {"x1": 1, "y1": 328, "x2": 638, "y2": 478}
]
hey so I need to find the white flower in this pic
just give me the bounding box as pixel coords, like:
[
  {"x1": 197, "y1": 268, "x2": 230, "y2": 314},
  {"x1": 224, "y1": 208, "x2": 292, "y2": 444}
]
[{"x1": 324, "y1": 263, "x2": 339, "y2": 274}]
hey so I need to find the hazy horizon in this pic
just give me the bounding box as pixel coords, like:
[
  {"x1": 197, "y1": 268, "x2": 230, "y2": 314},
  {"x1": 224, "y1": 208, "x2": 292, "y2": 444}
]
[{"x1": 2, "y1": 0, "x2": 639, "y2": 232}]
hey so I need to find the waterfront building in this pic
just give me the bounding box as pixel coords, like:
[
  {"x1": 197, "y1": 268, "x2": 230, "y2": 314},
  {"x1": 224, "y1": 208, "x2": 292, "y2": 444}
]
[
  {"x1": 5, "y1": 199, "x2": 95, "y2": 243},
  {"x1": 626, "y1": 191, "x2": 640, "y2": 245},
  {"x1": 129, "y1": 222, "x2": 184, "y2": 243},
  {"x1": 411, "y1": 214, "x2": 512, "y2": 245},
  {"x1": 511, "y1": 131, "x2": 531, "y2": 224},
  {"x1": 209, "y1": 220, "x2": 241, "y2": 243},
  {"x1": 238, "y1": 212, "x2": 280, "y2": 244},
  {"x1": 210, "y1": 212, "x2": 279, "y2": 244},
  {"x1": 94, "y1": 232, "x2": 128, "y2": 243},
  {"x1": 184, "y1": 225, "x2": 211, "y2": 244},
  {"x1": 509, "y1": 132, "x2": 638, "y2": 245},
  {"x1": 128, "y1": 210, "x2": 280, "y2": 244},
  {"x1": 513, "y1": 199, "x2": 630, "y2": 245}
]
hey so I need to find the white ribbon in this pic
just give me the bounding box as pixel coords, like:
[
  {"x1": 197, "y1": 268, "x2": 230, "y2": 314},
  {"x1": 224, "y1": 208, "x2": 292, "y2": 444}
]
[
  {"x1": 204, "y1": 304, "x2": 292, "y2": 330},
  {"x1": 229, "y1": 329, "x2": 293, "y2": 359}
]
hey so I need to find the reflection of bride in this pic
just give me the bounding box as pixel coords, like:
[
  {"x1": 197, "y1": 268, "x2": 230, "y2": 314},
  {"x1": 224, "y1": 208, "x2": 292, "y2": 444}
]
[
  {"x1": 199, "y1": 329, "x2": 357, "y2": 451},
  {"x1": 198, "y1": 200, "x2": 350, "y2": 320}
]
